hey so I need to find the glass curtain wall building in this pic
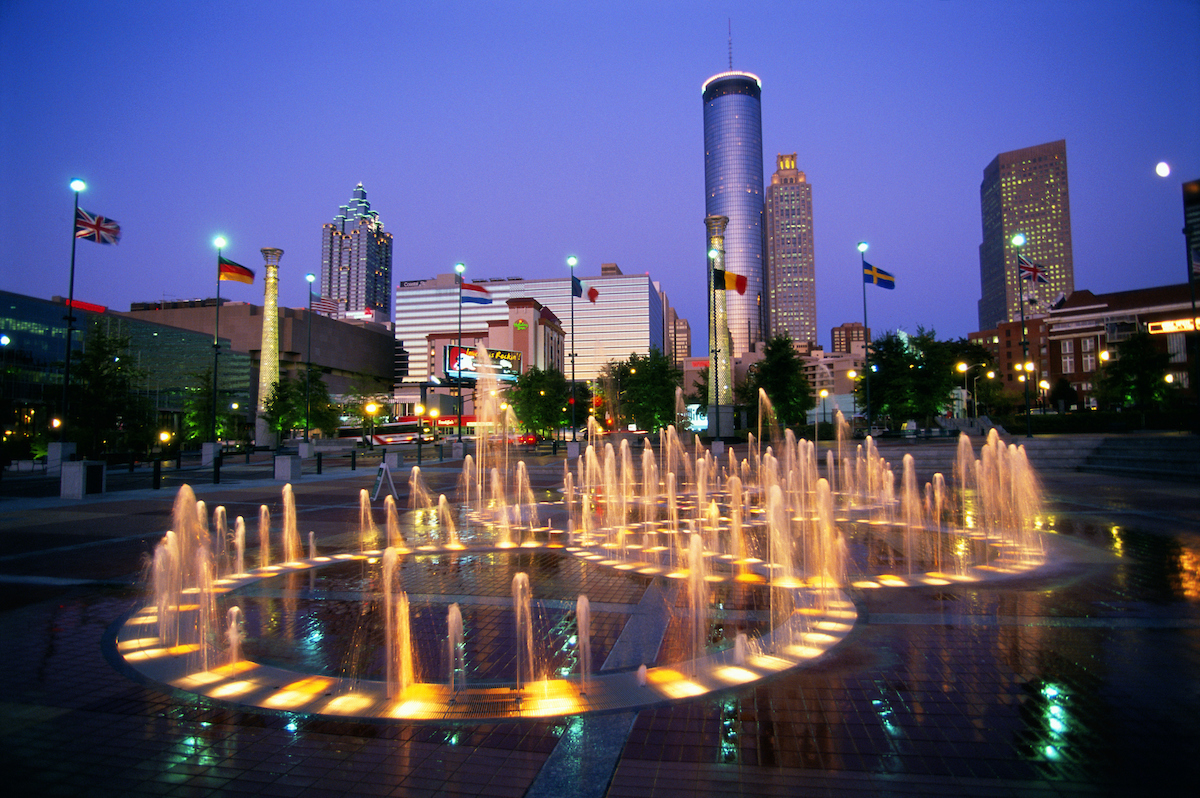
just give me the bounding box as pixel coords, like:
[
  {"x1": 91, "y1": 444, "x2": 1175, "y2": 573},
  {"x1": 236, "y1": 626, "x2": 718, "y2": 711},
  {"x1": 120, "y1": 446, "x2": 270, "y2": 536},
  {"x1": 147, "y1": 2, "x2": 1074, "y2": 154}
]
[
  {"x1": 978, "y1": 140, "x2": 1074, "y2": 331},
  {"x1": 703, "y1": 71, "x2": 766, "y2": 357},
  {"x1": 319, "y1": 183, "x2": 393, "y2": 319}
]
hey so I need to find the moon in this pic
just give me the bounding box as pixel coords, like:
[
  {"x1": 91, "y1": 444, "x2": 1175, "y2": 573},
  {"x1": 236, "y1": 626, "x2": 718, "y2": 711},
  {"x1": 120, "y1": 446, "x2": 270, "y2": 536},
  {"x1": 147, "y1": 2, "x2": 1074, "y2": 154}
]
[{"x1": 1156, "y1": 161, "x2": 1171, "y2": 177}]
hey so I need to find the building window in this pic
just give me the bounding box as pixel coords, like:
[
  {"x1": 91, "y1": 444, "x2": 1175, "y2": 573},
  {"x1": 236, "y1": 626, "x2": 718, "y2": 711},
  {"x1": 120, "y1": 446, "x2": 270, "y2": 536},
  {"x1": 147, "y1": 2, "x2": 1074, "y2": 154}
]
[
  {"x1": 1081, "y1": 338, "x2": 1094, "y2": 352},
  {"x1": 1061, "y1": 355, "x2": 1075, "y2": 374},
  {"x1": 1083, "y1": 352, "x2": 1096, "y2": 372},
  {"x1": 1061, "y1": 339, "x2": 1073, "y2": 354}
]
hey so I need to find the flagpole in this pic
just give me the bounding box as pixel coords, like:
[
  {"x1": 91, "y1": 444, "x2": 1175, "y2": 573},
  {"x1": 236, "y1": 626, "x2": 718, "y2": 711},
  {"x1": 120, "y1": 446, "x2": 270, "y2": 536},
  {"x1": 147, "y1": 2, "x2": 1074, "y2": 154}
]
[
  {"x1": 455, "y1": 262, "x2": 465, "y2": 442},
  {"x1": 61, "y1": 179, "x2": 86, "y2": 434},
  {"x1": 212, "y1": 238, "x2": 226, "y2": 446},
  {"x1": 858, "y1": 242, "x2": 871, "y2": 434},
  {"x1": 568, "y1": 256, "x2": 578, "y2": 442},
  {"x1": 1012, "y1": 234, "x2": 1033, "y2": 438}
]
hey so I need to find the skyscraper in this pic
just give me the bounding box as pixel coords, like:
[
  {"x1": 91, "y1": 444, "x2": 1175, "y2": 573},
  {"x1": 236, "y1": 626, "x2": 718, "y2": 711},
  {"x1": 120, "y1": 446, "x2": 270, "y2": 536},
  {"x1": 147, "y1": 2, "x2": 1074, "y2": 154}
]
[
  {"x1": 319, "y1": 183, "x2": 393, "y2": 320},
  {"x1": 977, "y1": 140, "x2": 1074, "y2": 330},
  {"x1": 765, "y1": 153, "x2": 816, "y2": 346},
  {"x1": 703, "y1": 70, "x2": 765, "y2": 357}
]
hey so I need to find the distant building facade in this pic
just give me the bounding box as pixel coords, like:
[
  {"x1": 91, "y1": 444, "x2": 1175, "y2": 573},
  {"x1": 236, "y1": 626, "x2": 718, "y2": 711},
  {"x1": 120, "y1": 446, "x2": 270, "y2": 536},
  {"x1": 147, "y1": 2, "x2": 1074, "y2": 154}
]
[
  {"x1": 1044, "y1": 283, "x2": 1194, "y2": 408},
  {"x1": 703, "y1": 70, "x2": 766, "y2": 356},
  {"x1": 121, "y1": 299, "x2": 395, "y2": 410},
  {"x1": 978, "y1": 140, "x2": 1074, "y2": 331},
  {"x1": 392, "y1": 264, "x2": 669, "y2": 401},
  {"x1": 319, "y1": 183, "x2": 393, "y2": 320},
  {"x1": 1, "y1": 290, "x2": 251, "y2": 438},
  {"x1": 831, "y1": 322, "x2": 869, "y2": 355},
  {"x1": 765, "y1": 154, "x2": 816, "y2": 346}
]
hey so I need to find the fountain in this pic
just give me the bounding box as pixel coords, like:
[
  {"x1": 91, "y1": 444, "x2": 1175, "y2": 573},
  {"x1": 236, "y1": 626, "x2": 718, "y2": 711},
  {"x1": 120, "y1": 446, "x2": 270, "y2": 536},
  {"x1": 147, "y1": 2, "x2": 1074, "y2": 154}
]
[{"x1": 116, "y1": 425, "x2": 1051, "y2": 723}]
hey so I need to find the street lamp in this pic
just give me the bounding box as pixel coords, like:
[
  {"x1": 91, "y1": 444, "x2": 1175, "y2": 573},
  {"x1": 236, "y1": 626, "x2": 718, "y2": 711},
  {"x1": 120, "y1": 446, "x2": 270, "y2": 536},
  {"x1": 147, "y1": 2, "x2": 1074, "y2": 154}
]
[
  {"x1": 955, "y1": 362, "x2": 987, "y2": 420},
  {"x1": 973, "y1": 371, "x2": 994, "y2": 419},
  {"x1": 365, "y1": 402, "x2": 378, "y2": 449},
  {"x1": 304, "y1": 273, "x2": 315, "y2": 443},
  {"x1": 455, "y1": 262, "x2": 465, "y2": 442},
  {"x1": 210, "y1": 235, "x2": 228, "y2": 448},
  {"x1": 857, "y1": 241, "x2": 872, "y2": 432},
  {"x1": 847, "y1": 369, "x2": 858, "y2": 430},
  {"x1": 567, "y1": 255, "x2": 578, "y2": 442},
  {"x1": 61, "y1": 178, "x2": 88, "y2": 435},
  {"x1": 1011, "y1": 233, "x2": 1034, "y2": 438}
]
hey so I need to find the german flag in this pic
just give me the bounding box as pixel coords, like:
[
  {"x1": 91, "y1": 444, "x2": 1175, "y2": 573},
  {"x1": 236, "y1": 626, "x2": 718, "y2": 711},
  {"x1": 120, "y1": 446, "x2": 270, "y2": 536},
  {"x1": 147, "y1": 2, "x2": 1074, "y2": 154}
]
[{"x1": 218, "y1": 256, "x2": 255, "y2": 284}]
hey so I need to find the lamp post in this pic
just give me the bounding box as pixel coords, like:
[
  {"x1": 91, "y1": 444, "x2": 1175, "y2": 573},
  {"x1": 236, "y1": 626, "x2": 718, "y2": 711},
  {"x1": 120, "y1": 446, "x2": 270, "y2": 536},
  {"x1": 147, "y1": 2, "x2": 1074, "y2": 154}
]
[
  {"x1": 455, "y1": 262, "x2": 465, "y2": 442},
  {"x1": 857, "y1": 242, "x2": 872, "y2": 433},
  {"x1": 211, "y1": 235, "x2": 227, "y2": 447},
  {"x1": 567, "y1": 255, "x2": 578, "y2": 442},
  {"x1": 305, "y1": 273, "x2": 315, "y2": 443},
  {"x1": 365, "y1": 402, "x2": 378, "y2": 449},
  {"x1": 1039, "y1": 379, "x2": 1051, "y2": 413},
  {"x1": 1012, "y1": 233, "x2": 1034, "y2": 438},
  {"x1": 955, "y1": 362, "x2": 987, "y2": 421},
  {"x1": 847, "y1": 369, "x2": 858, "y2": 431},
  {"x1": 973, "y1": 371, "x2": 994, "y2": 419},
  {"x1": 61, "y1": 178, "x2": 87, "y2": 434}
]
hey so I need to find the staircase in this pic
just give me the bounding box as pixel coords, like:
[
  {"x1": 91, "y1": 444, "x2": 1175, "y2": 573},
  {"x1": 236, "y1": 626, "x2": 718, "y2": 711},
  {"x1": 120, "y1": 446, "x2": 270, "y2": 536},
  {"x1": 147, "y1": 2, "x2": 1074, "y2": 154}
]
[{"x1": 1078, "y1": 435, "x2": 1200, "y2": 483}]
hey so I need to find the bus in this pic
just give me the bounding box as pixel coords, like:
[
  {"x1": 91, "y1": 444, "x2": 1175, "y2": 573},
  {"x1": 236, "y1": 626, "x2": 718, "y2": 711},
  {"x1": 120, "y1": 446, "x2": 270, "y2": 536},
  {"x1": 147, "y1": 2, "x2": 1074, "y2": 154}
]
[{"x1": 336, "y1": 419, "x2": 436, "y2": 446}]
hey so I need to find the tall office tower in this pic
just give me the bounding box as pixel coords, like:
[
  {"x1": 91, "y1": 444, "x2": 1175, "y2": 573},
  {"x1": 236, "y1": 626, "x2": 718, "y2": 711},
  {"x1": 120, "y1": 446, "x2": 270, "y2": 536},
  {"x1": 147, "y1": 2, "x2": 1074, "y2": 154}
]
[
  {"x1": 703, "y1": 70, "x2": 765, "y2": 357},
  {"x1": 977, "y1": 140, "x2": 1074, "y2": 331},
  {"x1": 319, "y1": 183, "x2": 393, "y2": 319},
  {"x1": 765, "y1": 153, "x2": 816, "y2": 346}
]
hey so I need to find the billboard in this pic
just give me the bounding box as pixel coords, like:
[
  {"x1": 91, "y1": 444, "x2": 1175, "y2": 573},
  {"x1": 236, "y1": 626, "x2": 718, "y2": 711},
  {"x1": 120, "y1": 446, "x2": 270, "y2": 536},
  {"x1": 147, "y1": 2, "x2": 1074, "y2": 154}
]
[{"x1": 445, "y1": 345, "x2": 522, "y2": 383}]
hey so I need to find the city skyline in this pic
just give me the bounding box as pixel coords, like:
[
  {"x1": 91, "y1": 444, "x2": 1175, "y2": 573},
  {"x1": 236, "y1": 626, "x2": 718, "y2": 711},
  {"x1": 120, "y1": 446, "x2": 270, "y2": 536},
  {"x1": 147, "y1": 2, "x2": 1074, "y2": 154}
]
[{"x1": 2, "y1": 1, "x2": 1198, "y2": 353}]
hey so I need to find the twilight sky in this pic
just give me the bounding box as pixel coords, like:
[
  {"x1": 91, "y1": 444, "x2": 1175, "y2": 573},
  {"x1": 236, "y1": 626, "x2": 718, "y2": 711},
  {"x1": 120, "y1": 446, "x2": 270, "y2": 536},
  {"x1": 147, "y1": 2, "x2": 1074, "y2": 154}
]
[{"x1": 3, "y1": 0, "x2": 1198, "y2": 353}]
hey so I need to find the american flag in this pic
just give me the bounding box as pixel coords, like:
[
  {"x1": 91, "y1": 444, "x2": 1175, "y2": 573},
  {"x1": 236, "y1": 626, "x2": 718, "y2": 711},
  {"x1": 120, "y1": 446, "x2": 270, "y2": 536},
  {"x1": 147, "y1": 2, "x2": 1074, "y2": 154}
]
[
  {"x1": 74, "y1": 207, "x2": 121, "y2": 244},
  {"x1": 1018, "y1": 254, "x2": 1048, "y2": 283},
  {"x1": 311, "y1": 294, "x2": 339, "y2": 315}
]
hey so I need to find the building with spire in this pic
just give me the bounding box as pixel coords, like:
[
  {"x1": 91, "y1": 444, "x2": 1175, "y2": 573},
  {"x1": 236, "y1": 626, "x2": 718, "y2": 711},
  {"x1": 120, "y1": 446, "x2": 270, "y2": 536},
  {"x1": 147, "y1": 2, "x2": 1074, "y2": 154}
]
[
  {"x1": 703, "y1": 70, "x2": 766, "y2": 357},
  {"x1": 765, "y1": 153, "x2": 816, "y2": 347},
  {"x1": 319, "y1": 183, "x2": 393, "y2": 321},
  {"x1": 977, "y1": 140, "x2": 1074, "y2": 331}
]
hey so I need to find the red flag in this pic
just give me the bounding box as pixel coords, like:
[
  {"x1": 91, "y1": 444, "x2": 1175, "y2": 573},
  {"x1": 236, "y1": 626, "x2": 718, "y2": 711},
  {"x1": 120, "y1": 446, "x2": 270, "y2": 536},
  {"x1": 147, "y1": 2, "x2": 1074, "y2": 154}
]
[{"x1": 587, "y1": 286, "x2": 599, "y2": 303}]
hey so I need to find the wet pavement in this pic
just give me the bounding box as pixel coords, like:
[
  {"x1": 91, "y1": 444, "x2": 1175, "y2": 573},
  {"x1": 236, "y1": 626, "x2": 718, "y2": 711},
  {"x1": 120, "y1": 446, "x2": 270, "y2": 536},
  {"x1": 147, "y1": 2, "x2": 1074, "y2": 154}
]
[{"x1": 1, "y1": 442, "x2": 1198, "y2": 797}]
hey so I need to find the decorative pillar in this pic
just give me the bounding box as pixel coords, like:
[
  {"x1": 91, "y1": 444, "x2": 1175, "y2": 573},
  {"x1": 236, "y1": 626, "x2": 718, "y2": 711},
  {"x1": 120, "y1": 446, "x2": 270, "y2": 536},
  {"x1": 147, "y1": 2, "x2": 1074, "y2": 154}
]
[
  {"x1": 705, "y1": 215, "x2": 734, "y2": 439},
  {"x1": 256, "y1": 248, "x2": 283, "y2": 446}
]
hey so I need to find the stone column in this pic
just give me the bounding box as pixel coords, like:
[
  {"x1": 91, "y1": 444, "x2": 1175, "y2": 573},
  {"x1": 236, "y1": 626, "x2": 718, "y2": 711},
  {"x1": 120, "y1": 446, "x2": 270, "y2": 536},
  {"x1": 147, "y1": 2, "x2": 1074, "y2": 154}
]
[{"x1": 256, "y1": 248, "x2": 283, "y2": 447}]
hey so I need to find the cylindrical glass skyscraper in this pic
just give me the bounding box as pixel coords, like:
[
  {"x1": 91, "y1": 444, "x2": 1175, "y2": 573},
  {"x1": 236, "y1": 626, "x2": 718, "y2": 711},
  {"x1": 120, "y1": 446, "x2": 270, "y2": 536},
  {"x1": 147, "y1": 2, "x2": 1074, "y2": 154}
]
[{"x1": 703, "y1": 71, "x2": 765, "y2": 357}]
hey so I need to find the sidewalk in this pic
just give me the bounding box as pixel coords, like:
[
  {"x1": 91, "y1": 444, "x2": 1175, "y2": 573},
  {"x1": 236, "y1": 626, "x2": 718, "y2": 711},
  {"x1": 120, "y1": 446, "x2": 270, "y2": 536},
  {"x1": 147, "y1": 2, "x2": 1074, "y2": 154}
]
[{"x1": 1, "y1": 455, "x2": 1198, "y2": 796}]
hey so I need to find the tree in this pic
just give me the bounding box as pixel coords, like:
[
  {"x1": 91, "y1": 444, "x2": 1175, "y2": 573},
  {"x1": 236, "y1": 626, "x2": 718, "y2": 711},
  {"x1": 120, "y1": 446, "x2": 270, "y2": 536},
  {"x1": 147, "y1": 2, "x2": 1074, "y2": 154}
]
[
  {"x1": 600, "y1": 347, "x2": 682, "y2": 432},
  {"x1": 686, "y1": 366, "x2": 710, "y2": 408},
  {"x1": 260, "y1": 374, "x2": 303, "y2": 446},
  {"x1": 182, "y1": 368, "x2": 246, "y2": 443},
  {"x1": 509, "y1": 366, "x2": 568, "y2": 436},
  {"x1": 1048, "y1": 377, "x2": 1079, "y2": 413},
  {"x1": 1094, "y1": 331, "x2": 1172, "y2": 411},
  {"x1": 736, "y1": 334, "x2": 813, "y2": 430},
  {"x1": 858, "y1": 327, "x2": 959, "y2": 426},
  {"x1": 298, "y1": 368, "x2": 340, "y2": 437},
  {"x1": 68, "y1": 323, "x2": 154, "y2": 457}
]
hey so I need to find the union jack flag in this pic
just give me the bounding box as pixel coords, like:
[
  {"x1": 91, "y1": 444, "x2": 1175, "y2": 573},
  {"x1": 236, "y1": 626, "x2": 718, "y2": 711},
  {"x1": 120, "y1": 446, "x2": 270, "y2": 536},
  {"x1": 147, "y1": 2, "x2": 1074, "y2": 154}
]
[
  {"x1": 74, "y1": 207, "x2": 121, "y2": 244},
  {"x1": 1018, "y1": 254, "x2": 1048, "y2": 283}
]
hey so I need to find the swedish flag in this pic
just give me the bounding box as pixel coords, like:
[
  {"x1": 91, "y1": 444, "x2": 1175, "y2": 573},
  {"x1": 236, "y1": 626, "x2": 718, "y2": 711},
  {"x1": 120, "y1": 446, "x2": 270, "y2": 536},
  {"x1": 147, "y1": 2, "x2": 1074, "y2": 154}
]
[{"x1": 863, "y1": 261, "x2": 895, "y2": 290}]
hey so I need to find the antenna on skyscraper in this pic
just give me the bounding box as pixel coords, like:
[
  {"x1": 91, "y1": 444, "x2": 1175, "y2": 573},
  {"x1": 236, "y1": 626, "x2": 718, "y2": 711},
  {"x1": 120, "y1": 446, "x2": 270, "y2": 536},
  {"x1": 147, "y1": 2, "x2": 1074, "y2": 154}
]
[{"x1": 728, "y1": 19, "x2": 733, "y2": 69}]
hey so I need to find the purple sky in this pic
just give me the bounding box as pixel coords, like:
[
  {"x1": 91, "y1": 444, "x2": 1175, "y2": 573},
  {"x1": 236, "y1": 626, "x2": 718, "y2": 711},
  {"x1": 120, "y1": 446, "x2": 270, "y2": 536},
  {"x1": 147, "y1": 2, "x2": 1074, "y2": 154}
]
[{"x1": 3, "y1": 1, "x2": 1198, "y2": 353}]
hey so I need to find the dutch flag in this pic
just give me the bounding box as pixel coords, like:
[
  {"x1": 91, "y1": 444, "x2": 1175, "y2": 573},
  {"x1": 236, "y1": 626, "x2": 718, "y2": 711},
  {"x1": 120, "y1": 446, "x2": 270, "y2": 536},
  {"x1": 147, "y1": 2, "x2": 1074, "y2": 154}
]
[{"x1": 461, "y1": 282, "x2": 492, "y2": 305}]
